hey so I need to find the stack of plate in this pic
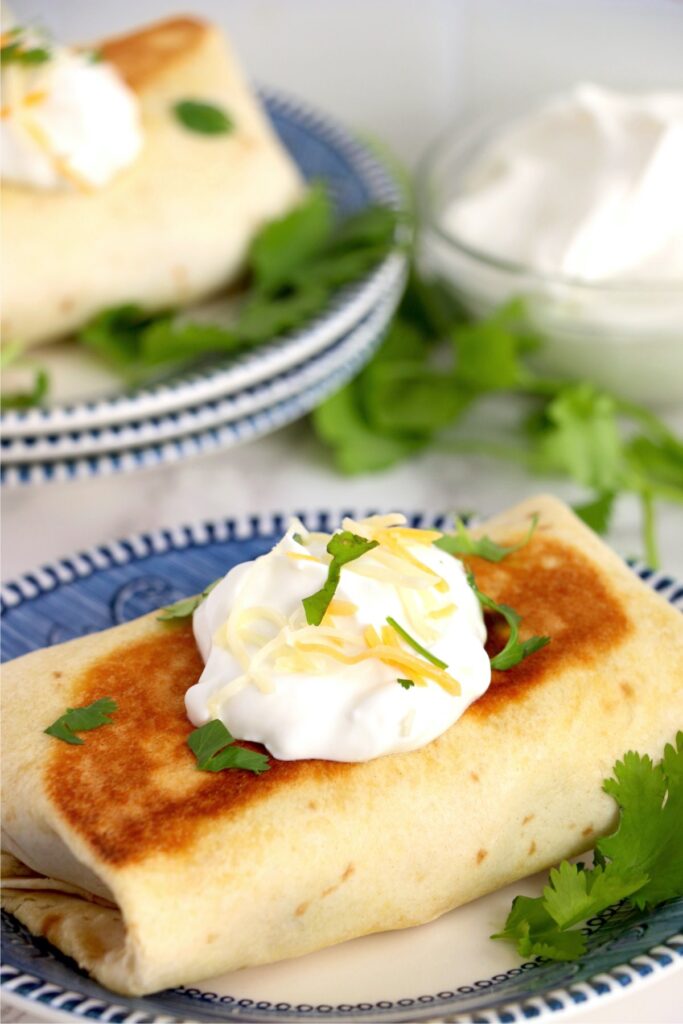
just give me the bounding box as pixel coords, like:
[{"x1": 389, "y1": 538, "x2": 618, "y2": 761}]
[{"x1": 0, "y1": 90, "x2": 407, "y2": 488}]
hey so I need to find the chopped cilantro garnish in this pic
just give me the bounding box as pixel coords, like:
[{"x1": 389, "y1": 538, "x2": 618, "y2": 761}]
[
  {"x1": 466, "y1": 570, "x2": 550, "y2": 671},
  {"x1": 435, "y1": 515, "x2": 538, "y2": 563},
  {"x1": 158, "y1": 579, "x2": 220, "y2": 621},
  {"x1": 303, "y1": 531, "x2": 378, "y2": 626},
  {"x1": 386, "y1": 616, "x2": 447, "y2": 669},
  {"x1": 292, "y1": 532, "x2": 306, "y2": 546},
  {"x1": 0, "y1": 41, "x2": 50, "y2": 65},
  {"x1": 494, "y1": 733, "x2": 683, "y2": 960},
  {"x1": 187, "y1": 719, "x2": 269, "y2": 774},
  {"x1": 45, "y1": 697, "x2": 117, "y2": 745},
  {"x1": 173, "y1": 99, "x2": 234, "y2": 135},
  {"x1": 397, "y1": 678, "x2": 415, "y2": 689}
]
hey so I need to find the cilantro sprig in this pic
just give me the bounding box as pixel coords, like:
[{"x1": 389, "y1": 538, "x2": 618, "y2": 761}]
[
  {"x1": 158, "y1": 579, "x2": 220, "y2": 621},
  {"x1": 494, "y1": 733, "x2": 683, "y2": 961},
  {"x1": 187, "y1": 719, "x2": 269, "y2": 774},
  {"x1": 311, "y1": 274, "x2": 682, "y2": 566},
  {"x1": 302, "y1": 530, "x2": 379, "y2": 625},
  {"x1": 435, "y1": 515, "x2": 538, "y2": 563},
  {"x1": 467, "y1": 570, "x2": 550, "y2": 671},
  {"x1": 44, "y1": 697, "x2": 117, "y2": 745}
]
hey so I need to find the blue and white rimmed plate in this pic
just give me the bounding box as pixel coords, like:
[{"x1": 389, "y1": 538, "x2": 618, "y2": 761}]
[
  {"x1": 1, "y1": 88, "x2": 406, "y2": 440},
  {"x1": 1, "y1": 512, "x2": 682, "y2": 1024},
  {"x1": 0, "y1": 290, "x2": 395, "y2": 488},
  {"x1": 1, "y1": 284, "x2": 402, "y2": 465}
]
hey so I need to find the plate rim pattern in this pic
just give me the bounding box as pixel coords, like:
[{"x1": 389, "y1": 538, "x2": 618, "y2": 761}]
[{"x1": 1, "y1": 511, "x2": 682, "y2": 1024}]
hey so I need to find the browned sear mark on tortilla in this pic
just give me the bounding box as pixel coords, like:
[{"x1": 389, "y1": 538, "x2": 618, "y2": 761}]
[
  {"x1": 476, "y1": 849, "x2": 487, "y2": 864},
  {"x1": 46, "y1": 626, "x2": 358, "y2": 867},
  {"x1": 620, "y1": 682, "x2": 635, "y2": 699},
  {"x1": 463, "y1": 537, "x2": 631, "y2": 717},
  {"x1": 470, "y1": 771, "x2": 480, "y2": 782},
  {"x1": 321, "y1": 863, "x2": 355, "y2": 899},
  {"x1": 100, "y1": 17, "x2": 207, "y2": 91},
  {"x1": 522, "y1": 814, "x2": 534, "y2": 826},
  {"x1": 582, "y1": 825, "x2": 594, "y2": 837},
  {"x1": 52, "y1": 671, "x2": 62, "y2": 679},
  {"x1": 528, "y1": 840, "x2": 537, "y2": 856}
]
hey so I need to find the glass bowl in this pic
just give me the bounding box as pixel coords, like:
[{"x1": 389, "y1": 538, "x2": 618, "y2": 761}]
[{"x1": 416, "y1": 112, "x2": 683, "y2": 406}]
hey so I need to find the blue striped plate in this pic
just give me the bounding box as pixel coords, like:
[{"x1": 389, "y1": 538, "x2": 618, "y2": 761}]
[{"x1": 1, "y1": 512, "x2": 681, "y2": 1023}]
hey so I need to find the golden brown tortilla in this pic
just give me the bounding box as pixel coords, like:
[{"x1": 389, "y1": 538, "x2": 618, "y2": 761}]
[{"x1": 2, "y1": 495, "x2": 682, "y2": 995}]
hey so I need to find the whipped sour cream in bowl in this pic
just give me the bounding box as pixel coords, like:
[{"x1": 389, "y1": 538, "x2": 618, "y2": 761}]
[
  {"x1": 418, "y1": 84, "x2": 683, "y2": 404},
  {"x1": 186, "y1": 514, "x2": 492, "y2": 762}
]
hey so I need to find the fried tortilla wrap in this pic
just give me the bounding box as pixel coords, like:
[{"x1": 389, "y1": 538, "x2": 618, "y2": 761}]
[
  {"x1": 2, "y1": 495, "x2": 681, "y2": 995},
  {"x1": 0, "y1": 16, "x2": 303, "y2": 347}
]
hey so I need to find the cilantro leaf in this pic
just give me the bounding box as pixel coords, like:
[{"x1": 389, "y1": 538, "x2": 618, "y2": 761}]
[
  {"x1": 250, "y1": 184, "x2": 333, "y2": 293},
  {"x1": 173, "y1": 99, "x2": 234, "y2": 135},
  {"x1": 531, "y1": 384, "x2": 623, "y2": 492},
  {"x1": 45, "y1": 697, "x2": 118, "y2": 746},
  {"x1": 364, "y1": 363, "x2": 470, "y2": 434},
  {"x1": 435, "y1": 514, "x2": 538, "y2": 562},
  {"x1": 302, "y1": 531, "x2": 379, "y2": 625},
  {"x1": 397, "y1": 678, "x2": 415, "y2": 689},
  {"x1": 0, "y1": 31, "x2": 51, "y2": 66},
  {"x1": 1, "y1": 367, "x2": 49, "y2": 410},
  {"x1": 494, "y1": 733, "x2": 683, "y2": 962},
  {"x1": 492, "y1": 893, "x2": 588, "y2": 961},
  {"x1": 235, "y1": 283, "x2": 331, "y2": 344},
  {"x1": 598, "y1": 735, "x2": 683, "y2": 908},
  {"x1": 187, "y1": 719, "x2": 269, "y2": 774},
  {"x1": 313, "y1": 384, "x2": 428, "y2": 474},
  {"x1": 573, "y1": 492, "x2": 615, "y2": 535},
  {"x1": 158, "y1": 579, "x2": 220, "y2": 621},
  {"x1": 453, "y1": 298, "x2": 537, "y2": 393},
  {"x1": 467, "y1": 570, "x2": 550, "y2": 671}
]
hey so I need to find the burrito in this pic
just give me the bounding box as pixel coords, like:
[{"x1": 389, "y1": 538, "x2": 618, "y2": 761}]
[
  {"x1": 1, "y1": 495, "x2": 681, "y2": 996},
  {"x1": 0, "y1": 16, "x2": 303, "y2": 347}
]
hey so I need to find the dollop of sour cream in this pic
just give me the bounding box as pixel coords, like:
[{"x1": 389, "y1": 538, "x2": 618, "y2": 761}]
[
  {"x1": 444, "y1": 83, "x2": 683, "y2": 282},
  {"x1": 1, "y1": 26, "x2": 142, "y2": 190},
  {"x1": 186, "y1": 515, "x2": 491, "y2": 762}
]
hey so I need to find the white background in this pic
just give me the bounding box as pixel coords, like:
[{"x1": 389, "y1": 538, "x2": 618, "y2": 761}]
[{"x1": 3, "y1": 1, "x2": 683, "y2": 1021}]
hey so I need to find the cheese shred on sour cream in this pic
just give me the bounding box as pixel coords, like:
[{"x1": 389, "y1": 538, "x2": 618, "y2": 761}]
[{"x1": 186, "y1": 515, "x2": 491, "y2": 762}]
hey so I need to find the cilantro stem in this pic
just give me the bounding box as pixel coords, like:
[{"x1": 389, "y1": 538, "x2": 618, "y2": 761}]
[
  {"x1": 640, "y1": 491, "x2": 659, "y2": 569},
  {"x1": 435, "y1": 438, "x2": 537, "y2": 468},
  {"x1": 386, "y1": 616, "x2": 448, "y2": 669}
]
